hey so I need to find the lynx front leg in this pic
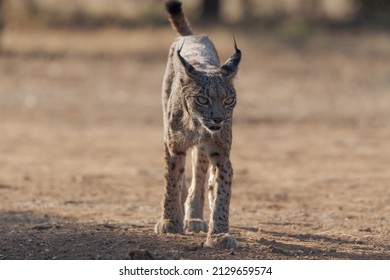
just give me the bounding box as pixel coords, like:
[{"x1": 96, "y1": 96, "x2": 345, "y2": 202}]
[
  {"x1": 184, "y1": 146, "x2": 209, "y2": 233},
  {"x1": 206, "y1": 158, "x2": 236, "y2": 249},
  {"x1": 155, "y1": 146, "x2": 186, "y2": 234}
]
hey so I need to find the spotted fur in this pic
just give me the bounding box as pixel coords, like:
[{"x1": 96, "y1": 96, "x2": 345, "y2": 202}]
[{"x1": 155, "y1": 0, "x2": 241, "y2": 249}]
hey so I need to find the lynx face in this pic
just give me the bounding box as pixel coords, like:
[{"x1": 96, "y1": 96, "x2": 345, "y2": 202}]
[{"x1": 183, "y1": 75, "x2": 236, "y2": 134}]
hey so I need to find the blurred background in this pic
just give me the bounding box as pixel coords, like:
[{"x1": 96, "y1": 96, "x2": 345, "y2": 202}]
[
  {"x1": 0, "y1": 0, "x2": 390, "y2": 259},
  {"x1": 1, "y1": 0, "x2": 389, "y2": 126},
  {"x1": 0, "y1": 0, "x2": 389, "y2": 260},
  {"x1": 1, "y1": 0, "x2": 390, "y2": 29}
]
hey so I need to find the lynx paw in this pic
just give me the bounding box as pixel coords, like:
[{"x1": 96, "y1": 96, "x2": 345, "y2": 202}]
[
  {"x1": 155, "y1": 219, "x2": 183, "y2": 234},
  {"x1": 206, "y1": 233, "x2": 237, "y2": 249},
  {"x1": 184, "y1": 219, "x2": 208, "y2": 233}
]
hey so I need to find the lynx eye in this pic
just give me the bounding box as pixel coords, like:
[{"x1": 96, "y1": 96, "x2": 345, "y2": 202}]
[
  {"x1": 224, "y1": 96, "x2": 236, "y2": 106},
  {"x1": 195, "y1": 96, "x2": 210, "y2": 106}
]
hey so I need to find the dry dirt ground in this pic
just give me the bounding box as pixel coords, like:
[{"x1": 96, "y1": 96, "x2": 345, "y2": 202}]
[{"x1": 0, "y1": 28, "x2": 389, "y2": 260}]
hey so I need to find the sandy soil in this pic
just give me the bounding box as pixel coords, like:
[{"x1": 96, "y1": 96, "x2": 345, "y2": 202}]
[{"x1": 0, "y1": 28, "x2": 389, "y2": 259}]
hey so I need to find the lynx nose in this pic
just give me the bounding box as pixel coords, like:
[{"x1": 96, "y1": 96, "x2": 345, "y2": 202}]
[{"x1": 212, "y1": 118, "x2": 224, "y2": 125}]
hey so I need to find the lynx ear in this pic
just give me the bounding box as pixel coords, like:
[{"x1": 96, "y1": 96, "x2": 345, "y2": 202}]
[
  {"x1": 177, "y1": 41, "x2": 202, "y2": 79},
  {"x1": 220, "y1": 36, "x2": 241, "y2": 79}
]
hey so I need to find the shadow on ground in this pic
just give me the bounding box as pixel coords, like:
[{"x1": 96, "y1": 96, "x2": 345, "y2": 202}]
[{"x1": 1, "y1": 212, "x2": 388, "y2": 260}]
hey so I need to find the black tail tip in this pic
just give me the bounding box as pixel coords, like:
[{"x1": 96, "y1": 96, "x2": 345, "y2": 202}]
[{"x1": 165, "y1": 0, "x2": 182, "y2": 15}]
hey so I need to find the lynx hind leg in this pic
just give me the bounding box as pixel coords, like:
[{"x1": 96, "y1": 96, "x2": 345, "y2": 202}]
[
  {"x1": 184, "y1": 146, "x2": 209, "y2": 233},
  {"x1": 184, "y1": 219, "x2": 208, "y2": 233},
  {"x1": 180, "y1": 173, "x2": 188, "y2": 222},
  {"x1": 155, "y1": 147, "x2": 186, "y2": 234}
]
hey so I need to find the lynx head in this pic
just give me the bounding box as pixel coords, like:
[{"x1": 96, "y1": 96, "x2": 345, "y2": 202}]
[{"x1": 178, "y1": 38, "x2": 241, "y2": 134}]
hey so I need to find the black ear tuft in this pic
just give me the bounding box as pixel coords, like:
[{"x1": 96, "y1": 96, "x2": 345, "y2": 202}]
[
  {"x1": 219, "y1": 36, "x2": 242, "y2": 79},
  {"x1": 165, "y1": 0, "x2": 182, "y2": 15}
]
